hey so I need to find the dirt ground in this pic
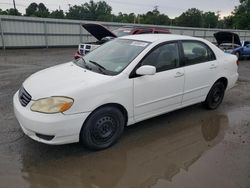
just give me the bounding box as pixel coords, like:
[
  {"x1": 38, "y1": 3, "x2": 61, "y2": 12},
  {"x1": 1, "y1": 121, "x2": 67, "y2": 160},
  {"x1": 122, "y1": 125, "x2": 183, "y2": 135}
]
[{"x1": 0, "y1": 48, "x2": 249, "y2": 188}]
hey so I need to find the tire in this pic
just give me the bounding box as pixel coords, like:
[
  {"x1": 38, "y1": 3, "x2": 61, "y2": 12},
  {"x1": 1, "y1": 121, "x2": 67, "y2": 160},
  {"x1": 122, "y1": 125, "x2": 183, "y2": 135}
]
[
  {"x1": 203, "y1": 82, "x2": 225, "y2": 110},
  {"x1": 80, "y1": 106, "x2": 125, "y2": 150},
  {"x1": 235, "y1": 52, "x2": 241, "y2": 60}
]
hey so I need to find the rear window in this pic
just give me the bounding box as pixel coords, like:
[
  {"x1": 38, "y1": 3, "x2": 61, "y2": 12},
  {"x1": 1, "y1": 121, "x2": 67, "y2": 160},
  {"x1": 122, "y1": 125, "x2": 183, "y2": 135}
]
[
  {"x1": 182, "y1": 41, "x2": 216, "y2": 66},
  {"x1": 113, "y1": 28, "x2": 133, "y2": 37}
]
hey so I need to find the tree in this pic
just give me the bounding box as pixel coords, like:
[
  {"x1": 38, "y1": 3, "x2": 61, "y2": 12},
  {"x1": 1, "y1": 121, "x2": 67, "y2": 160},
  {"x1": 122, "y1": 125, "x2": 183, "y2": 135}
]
[
  {"x1": 49, "y1": 10, "x2": 64, "y2": 19},
  {"x1": 95, "y1": 1, "x2": 112, "y2": 21},
  {"x1": 233, "y1": 0, "x2": 250, "y2": 29},
  {"x1": 36, "y1": 3, "x2": 50, "y2": 17},
  {"x1": 0, "y1": 8, "x2": 21, "y2": 16},
  {"x1": 202, "y1": 12, "x2": 219, "y2": 28},
  {"x1": 176, "y1": 8, "x2": 203, "y2": 27},
  {"x1": 25, "y1": 3, "x2": 49, "y2": 17},
  {"x1": 25, "y1": 3, "x2": 38, "y2": 16},
  {"x1": 0, "y1": 9, "x2": 7, "y2": 15},
  {"x1": 66, "y1": 5, "x2": 83, "y2": 19},
  {"x1": 112, "y1": 12, "x2": 124, "y2": 22},
  {"x1": 223, "y1": 15, "x2": 234, "y2": 29},
  {"x1": 66, "y1": 0, "x2": 112, "y2": 21},
  {"x1": 139, "y1": 7, "x2": 170, "y2": 25}
]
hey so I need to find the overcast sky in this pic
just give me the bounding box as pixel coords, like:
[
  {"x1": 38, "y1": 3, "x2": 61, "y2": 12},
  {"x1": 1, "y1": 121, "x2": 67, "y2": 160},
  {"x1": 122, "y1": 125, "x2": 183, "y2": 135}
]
[{"x1": 0, "y1": 0, "x2": 240, "y2": 18}]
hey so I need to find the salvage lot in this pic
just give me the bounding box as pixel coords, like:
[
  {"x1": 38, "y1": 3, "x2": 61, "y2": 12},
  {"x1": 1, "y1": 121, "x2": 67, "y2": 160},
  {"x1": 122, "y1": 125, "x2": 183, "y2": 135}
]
[{"x1": 0, "y1": 48, "x2": 249, "y2": 188}]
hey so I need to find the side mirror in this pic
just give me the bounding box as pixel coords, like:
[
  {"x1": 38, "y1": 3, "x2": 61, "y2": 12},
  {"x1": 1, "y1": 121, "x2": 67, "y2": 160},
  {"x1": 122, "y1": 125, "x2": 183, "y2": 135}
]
[{"x1": 136, "y1": 65, "x2": 156, "y2": 76}]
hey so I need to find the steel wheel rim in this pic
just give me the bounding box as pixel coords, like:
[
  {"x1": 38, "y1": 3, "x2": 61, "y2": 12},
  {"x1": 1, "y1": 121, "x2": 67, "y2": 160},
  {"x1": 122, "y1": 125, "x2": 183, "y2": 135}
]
[{"x1": 91, "y1": 115, "x2": 118, "y2": 144}]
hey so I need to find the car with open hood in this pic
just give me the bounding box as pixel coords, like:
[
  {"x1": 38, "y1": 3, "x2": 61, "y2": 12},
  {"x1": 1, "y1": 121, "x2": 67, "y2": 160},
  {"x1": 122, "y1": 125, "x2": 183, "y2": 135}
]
[
  {"x1": 213, "y1": 31, "x2": 250, "y2": 59},
  {"x1": 74, "y1": 23, "x2": 171, "y2": 59},
  {"x1": 14, "y1": 34, "x2": 238, "y2": 150},
  {"x1": 214, "y1": 31, "x2": 241, "y2": 53}
]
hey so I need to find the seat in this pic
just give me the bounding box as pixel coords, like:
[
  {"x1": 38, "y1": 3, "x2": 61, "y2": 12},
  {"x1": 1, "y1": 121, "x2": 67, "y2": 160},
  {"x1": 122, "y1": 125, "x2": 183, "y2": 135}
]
[{"x1": 156, "y1": 48, "x2": 177, "y2": 71}]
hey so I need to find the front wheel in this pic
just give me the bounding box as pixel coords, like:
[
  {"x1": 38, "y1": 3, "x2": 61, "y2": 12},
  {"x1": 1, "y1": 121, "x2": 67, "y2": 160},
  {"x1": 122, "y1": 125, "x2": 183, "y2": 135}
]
[
  {"x1": 235, "y1": 52, "x2": 240, "y2": 60},
  {"x1": 80, "y1": 106, "x2": 125, "y2": 150},
  {"x1": 203, "y1": 82, "x2": 225, "y2": 110}
]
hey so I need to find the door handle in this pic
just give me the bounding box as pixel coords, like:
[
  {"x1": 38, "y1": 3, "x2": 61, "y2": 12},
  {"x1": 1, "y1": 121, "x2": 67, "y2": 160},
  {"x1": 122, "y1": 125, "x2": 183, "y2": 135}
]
[
  {"x1": 210, "y1": 64, "x2": 217, "y2": 69},
  {"x1": 175, "y1": 72, "x2": 184, "y2": 78}
]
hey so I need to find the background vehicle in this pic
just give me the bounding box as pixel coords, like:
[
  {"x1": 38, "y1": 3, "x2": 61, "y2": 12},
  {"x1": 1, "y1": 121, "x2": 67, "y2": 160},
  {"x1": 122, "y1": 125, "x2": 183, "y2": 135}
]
[
  {"x1": 214, "y1": 31, "x2": 241, "y2": 54},
  {"x1": 74, "y1": 23, "x2": 171, "y2": 59},
  {"x1": 112, "y1": 26, "x2": 171, "y2": 37},
  {"x1": 14, "y1": 34, "x2": 238, "y2": 150},
  {"x1": 218, "y1": 43, "x2": 241, "y2": 54},
  {"x1": 231, "y1": 41, "x2": 250, "y2": 59},
  {"x1": 214, "y1": 31, "x2": 250, "y2": 59}
]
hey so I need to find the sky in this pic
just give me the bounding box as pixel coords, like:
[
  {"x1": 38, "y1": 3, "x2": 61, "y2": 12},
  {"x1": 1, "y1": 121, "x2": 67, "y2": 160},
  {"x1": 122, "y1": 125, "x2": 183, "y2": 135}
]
[{"x1": 0, "y1": 0, "x2": 240, "y2": 18}]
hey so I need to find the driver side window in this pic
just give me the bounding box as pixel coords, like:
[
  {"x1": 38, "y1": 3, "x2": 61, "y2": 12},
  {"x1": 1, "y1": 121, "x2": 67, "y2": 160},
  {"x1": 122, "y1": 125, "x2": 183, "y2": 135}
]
[{"x1": 141, "y1": 42, "x2": 180, "y2": 72}]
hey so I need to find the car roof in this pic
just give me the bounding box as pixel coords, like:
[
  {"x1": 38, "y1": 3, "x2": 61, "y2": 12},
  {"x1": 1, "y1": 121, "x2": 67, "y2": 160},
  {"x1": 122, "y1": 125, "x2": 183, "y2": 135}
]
[
  {"x1": 120, "y1": 34, "x2": 198, "y2": 43},
  {"x1": 118, "y1": 26, "x2": 169, "y2": 30}
]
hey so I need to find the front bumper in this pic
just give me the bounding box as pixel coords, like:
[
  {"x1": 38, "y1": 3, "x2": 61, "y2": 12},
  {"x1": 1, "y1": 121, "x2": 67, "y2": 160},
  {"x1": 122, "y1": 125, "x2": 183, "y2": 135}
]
[{"x1": 13, "y1": 92, "x2": 90, "y2": 145}]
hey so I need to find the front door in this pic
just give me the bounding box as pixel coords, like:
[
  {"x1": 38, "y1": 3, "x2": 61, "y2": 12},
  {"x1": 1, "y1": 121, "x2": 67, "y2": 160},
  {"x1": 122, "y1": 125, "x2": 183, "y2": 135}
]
[{"x1": 133, "y1": 42, "x2": 185, "y2": 122}]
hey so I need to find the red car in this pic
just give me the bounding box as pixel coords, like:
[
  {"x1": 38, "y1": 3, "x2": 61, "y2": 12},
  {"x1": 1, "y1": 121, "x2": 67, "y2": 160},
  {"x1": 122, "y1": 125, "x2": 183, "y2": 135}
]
[
  {"x1": 112, "y1": 26, "x2": 171, "y2": 36},
  {"x1": 74, "y1": 23, "x2": 171, "y2": 59}
]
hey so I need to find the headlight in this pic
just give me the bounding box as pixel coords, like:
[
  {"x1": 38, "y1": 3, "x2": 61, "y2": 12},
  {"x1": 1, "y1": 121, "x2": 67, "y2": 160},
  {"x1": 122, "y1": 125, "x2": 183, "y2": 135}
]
[{"x1": 30, "y1": 97, "x2": 74, "y2": 114}]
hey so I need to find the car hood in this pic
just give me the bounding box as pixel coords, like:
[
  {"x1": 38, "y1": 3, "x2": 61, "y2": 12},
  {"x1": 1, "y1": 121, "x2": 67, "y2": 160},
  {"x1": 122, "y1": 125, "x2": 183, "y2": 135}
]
[
  {"x1": 82, "y1": 23, "x2": 117, "y2": 41},
  {"x1": 23, "y1": 62, "x2": 111, "y2": 99},
  {"x1": 214, "y1": 32, "x2": 241, "y2": 46}
]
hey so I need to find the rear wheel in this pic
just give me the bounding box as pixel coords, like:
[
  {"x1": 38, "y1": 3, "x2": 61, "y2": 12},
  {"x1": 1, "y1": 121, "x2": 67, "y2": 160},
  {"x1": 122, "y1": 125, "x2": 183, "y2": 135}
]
[
  {"x1": 203, "y1": 82, "x2": 225, "y2": 110},
  {"x1": 80, "y1": 106, "x2": 125, "y2": 150}
]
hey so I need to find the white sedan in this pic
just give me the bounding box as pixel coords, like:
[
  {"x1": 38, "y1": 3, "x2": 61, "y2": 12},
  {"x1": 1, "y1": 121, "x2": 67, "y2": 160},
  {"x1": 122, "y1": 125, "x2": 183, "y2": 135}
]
[{"x1": 13, "y1": 34, "x2": 238, "y2": 150}]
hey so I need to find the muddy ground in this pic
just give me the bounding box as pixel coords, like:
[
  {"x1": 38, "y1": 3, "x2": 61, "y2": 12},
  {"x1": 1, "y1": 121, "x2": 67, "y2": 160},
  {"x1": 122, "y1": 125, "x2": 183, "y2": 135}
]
[{"x1": 0, "y1": 48, "x2": 249, "y2": 188}]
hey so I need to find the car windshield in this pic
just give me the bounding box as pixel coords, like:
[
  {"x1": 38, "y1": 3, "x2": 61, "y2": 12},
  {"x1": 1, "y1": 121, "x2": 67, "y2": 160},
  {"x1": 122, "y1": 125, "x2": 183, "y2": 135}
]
[
  {"x1": 74, "y1": 38, "x2": 150, "y2": 75},
  {"x1": 112, "y1": 28, "x2": 133, "y2": 37}
]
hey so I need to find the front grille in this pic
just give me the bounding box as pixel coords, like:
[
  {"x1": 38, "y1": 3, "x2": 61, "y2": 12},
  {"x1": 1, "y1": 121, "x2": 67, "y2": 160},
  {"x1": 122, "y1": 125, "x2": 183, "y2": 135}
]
[
  {"x1": 79, "y1": 49, "x2": 84, "y2": 55},
  {"x1": 85, "y1": 45, "x2": 91, "y2": 50},
  {"x1": 18, "y1": 86, "x2": 32, "y2": 107}
]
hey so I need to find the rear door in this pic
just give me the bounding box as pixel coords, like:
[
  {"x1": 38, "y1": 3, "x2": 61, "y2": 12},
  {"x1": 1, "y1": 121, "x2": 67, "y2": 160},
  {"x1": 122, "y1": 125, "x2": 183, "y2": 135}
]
[{"x1": 181, "y1": 40, "x2": 218, "y2": 106}]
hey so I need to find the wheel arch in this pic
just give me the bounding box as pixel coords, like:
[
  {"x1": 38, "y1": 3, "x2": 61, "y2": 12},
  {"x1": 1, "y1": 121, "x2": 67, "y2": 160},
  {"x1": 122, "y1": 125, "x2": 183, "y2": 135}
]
[
  {"x1": 214, "y1": 77, "x2": 228, "y2": 89},
  {"x1": 95, "y1": 103, "x2": 129, "y2": 125},
  {"x1": 79, "y1": 103, "x2": 129, "y2": 141}
]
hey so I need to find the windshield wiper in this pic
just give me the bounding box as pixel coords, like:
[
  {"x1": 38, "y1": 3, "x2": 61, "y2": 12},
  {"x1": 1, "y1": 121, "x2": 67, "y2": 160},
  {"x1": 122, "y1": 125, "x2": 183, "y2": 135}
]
[
  {"x1": 88, "y1": 60, "x2": 107, "y2": 74},
  {"x1": 81, "y1": 57, "x2": 92, "y2": 70}
]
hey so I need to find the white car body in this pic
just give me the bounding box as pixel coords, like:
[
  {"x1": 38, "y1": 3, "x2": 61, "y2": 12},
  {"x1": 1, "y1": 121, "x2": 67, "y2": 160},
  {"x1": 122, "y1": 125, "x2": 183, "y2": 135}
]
[{"x1": 13, "y1": 34, "x2": 238, "y2": 145}]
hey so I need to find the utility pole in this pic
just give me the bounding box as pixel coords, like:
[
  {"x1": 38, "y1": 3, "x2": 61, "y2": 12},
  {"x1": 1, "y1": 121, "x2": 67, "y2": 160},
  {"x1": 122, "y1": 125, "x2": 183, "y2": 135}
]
[{"x1": 13, "y1": 0, "x2": 17, "y2": 15}]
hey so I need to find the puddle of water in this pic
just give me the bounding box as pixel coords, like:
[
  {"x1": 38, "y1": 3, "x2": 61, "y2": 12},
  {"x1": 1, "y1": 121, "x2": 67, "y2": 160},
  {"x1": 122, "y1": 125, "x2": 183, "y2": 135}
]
[{"x1": 1, "y1": 108, "x2": 234, "y2": 188}]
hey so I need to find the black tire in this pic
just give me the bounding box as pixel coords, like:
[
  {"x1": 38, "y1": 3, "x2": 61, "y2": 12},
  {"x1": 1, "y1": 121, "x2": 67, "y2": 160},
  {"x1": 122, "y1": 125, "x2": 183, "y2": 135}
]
[
  {"x1": 235, "y1": 52, "x2": 244, "y2": 60},
  {"x1": 235, "y1": 52, "x2": 241, "y2": 60},
  {"x1": 203, "y1": 82, "x2": 225, "y2": 110},
  {"x1": 80, "y1": 106, "x2": 125, "y2": 150}
]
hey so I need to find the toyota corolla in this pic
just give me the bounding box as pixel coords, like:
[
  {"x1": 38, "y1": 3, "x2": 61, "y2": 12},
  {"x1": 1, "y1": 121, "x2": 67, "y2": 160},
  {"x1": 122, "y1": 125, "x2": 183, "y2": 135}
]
[{"x1": 13, "y1": 34, "x2": 238, "y2": 150}]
